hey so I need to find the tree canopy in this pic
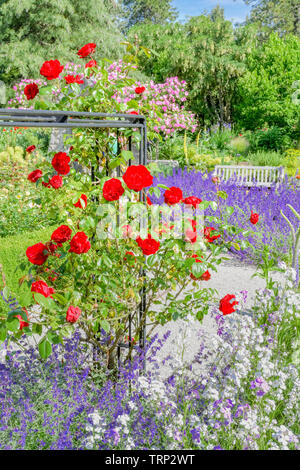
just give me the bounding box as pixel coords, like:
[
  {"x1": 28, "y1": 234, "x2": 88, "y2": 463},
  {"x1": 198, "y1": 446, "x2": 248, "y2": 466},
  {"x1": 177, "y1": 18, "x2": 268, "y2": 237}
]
[
  {"x1": 0, "y1": 0, "x2": 124, "y2": 83},
  {"x1": 128, "y1": 7, "x2": 257, "y2": 126},
  {"x1": 244, "y1": 0, "x2": 300, "y2": 37},
  {"x1": 122, "y1": 0, "x2": 177, "y2": 30}
]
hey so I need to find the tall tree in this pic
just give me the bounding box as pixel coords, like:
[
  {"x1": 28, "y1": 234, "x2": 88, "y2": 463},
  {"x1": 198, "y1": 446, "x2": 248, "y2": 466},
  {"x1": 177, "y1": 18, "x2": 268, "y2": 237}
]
[
  {"x1": 129, "y1": 7, "x2": 256, "y2": 126},
  {"x1": 0, "y1": 0, "x2": 123, "y2": 84},
  {"x1": 244, "y1": 0, "x2": 300, "y2": 37},
  {"x1": 233, "y1": 33, "x2": 300, "y2": 134},
  {"x1": 122, "y1": 0, "x2": 177, "y2": 30}
]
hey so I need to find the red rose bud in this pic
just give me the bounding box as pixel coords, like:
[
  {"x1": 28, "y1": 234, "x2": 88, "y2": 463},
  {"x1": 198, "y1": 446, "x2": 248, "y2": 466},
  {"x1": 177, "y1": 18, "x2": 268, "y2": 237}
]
[
  {"x1": 31, "y1": 280, "x2": 54, "y2": 300},
  {"x1": 26, "y1": 243, "x2": 49, "y2": 265},
  {"x1": 49, "y1": 175, "x2": 63, "y2": 189},
  {"x1": 212, "y1": 176, "x2": 220, "y2": 184},
  {"x1": 124, "y1": 251, "x2": 136, "y2": 262},
  {"x1": 69, "y1": 232, "x2": 91, "y2": 254},
  {"x1": 182, "y1": 196, "x2": 202, "y2": 208},
  {"x1": 15, "y1": 309, "x2": 29, "y2": 331},
  {"x1": 64, "y1": 74, "x2": 84, "y2": 84},
  {"x1": 51, "y1": 152, "x2": 71, "y2": 175},
  {"x1": 40, "y1": 60, "x2": 64, "y2": 80},
  {"x1": 146, "y1": 196, "x2": 152, "y2": 206},
  {"x1": 85, "y1": 59, "x2": 97, "y2": 68},
  {"x1": 122, "y1": 165, "x2": 153, "y2": 192},
  {"x1": 28, "y1": 169, "x2": 42, "y2": 183},
  {"x1": 135, "y1": 86, "x2": 146, "y2": 95},
  {"x1": 24, "y1": 83, "x2": 39, "y2": 100},
  {"x1": 250, "y1": 211, "x2": 259, "y2": 225},
  {"x1": 26, "y1": 145, "x2": 36, "y2": 153},
  {"x1": 74, "y1": 194, "x2": 88, "y2": 209},
  {"x1": 51, "y1": 225, "x2": 72, "y2": 244},
  {"x1": 164, "y1": 187, "x2": 183, "y2": 205},
  {"x1": 136, "y1": 234, "x2": 160, "y2": 256},
  {"x1": 103, "y1": 178, "x2": 125, "y2": 201},
  {"x1": 204, "y1": 226, "x2": 221, "y2": 243},
  {"x1": 77, "y1": 43, "x2": 96, "y2": 58},
  {"x1": 129, "y1": 110, "x2": 139, "y2": 115},
  {"x1": 66, "y1": 306, "x2": 81, "y2": 323},
  {"x1": 219, "y1": 294, "x2": 239, "y2": 315}
]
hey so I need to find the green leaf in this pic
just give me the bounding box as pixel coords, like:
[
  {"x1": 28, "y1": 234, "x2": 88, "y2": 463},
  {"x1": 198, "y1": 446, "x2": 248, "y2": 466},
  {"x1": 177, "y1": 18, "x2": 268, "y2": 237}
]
[
  {"x1": 34, "y1": 293, "x2": 56, "y2": 312},
  {"x1": 7, "y1": 317, "x2": 20, "y2": 332},
  {"x1": 0, "y1": 324, "x2": 7, "y2": 342},
  {"x1": 121, "y1": 150, "x2": 134, "y2": 161},
  {"x1": 217, "y1": 190, "x2": 228, "y2": 200},
  {"x1": 38, "y1": 339, "x2": 52, "y2": 360},
  {"x1": 39, "y1": 85, "x2": 53, "y2": 96},
  {"x1": 32, "y1": 323, "x2": 42, "y2": 335},
  {"x1": 225, "y1": 206, "x2": 234, "y2": 216}
]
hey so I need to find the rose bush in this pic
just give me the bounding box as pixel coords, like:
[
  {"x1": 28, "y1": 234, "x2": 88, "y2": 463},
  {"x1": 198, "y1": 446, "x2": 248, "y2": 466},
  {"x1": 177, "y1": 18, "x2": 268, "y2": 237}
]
[{"x1": 1, "y1": 43, "x2": 252, "y2": 368}]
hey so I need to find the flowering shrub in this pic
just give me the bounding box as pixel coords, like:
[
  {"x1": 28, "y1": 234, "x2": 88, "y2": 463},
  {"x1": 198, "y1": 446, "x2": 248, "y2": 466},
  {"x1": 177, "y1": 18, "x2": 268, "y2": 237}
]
[
  {"x1": 1, "y1": 44, "x2": 251, "y2": 368},
  {"x1": 9, "y1": 60, "x2": 196, "y2": 138}
]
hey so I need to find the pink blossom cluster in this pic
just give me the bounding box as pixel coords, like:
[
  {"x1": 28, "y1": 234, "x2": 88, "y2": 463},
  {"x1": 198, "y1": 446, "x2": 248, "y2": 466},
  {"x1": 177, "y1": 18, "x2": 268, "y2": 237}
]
[
  {"x1": 114, "y1": 75, "x2": 197, "y2": 136},
  {"x1": 8, "y1": 78, "x2": 47, "y2": 108},
  {"x1": 9, "y1": 59, "x2": 197, "y2": 136}
]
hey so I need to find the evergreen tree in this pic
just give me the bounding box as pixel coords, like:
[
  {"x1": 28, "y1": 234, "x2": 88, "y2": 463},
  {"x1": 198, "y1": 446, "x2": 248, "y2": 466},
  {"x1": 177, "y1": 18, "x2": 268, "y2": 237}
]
[
  {"x1": 244, "y1": 0, "x2": 300, "y2": 37},
  {"x1": 122, "y1": 0, "x2": 177, "y2": 30},
  {"x1": 0, "y1": 0, "x2": 123, "y2": 84}
]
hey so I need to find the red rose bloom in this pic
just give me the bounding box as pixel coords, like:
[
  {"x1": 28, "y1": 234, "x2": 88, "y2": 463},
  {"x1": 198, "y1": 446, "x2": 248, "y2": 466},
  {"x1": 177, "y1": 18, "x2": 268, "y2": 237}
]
[
  {"x1": 103, "y1": 178, "x2": 125, "y2": 201},
  {"x1": 250, "y1": 211, "x2": 259, "y2": 225},
  {"x1": 74, "y1": 194, "x2": 88, "y2": 209},
  {"x1": 26, "y1": 145, "x2": 36, "y2": 153},
  {"x1": 15, "y1": 309, "x2": 29, "y2": 330},
  {"x1": 182, "y1": 196, "x2": 202, "y2": 208},
  {"x1": 26, "y1": 243, "x2": 49, "y2": 265},
  {"x1": 135, "y1": 86, "x2": 146, "y2": 94},
  {"x1": 123, "y1": 165, "x2": 153, "y2": 192},
  {"x1": 69, "y1": 232, "x2": 91, "y2": 254},
  {"x1": 136, "y1": 234, "x2": 160, "y2": 256},
  {"x1": 219, "y1": 294, "x2": 239, "y2": 315},
  {"x1": 129, "y1": 110, "x2": 139, "y2": 115},
  {"x1": 204, "y1": 226, "x2": 221, "y2": 243},
  {"x1": 64, "y1": 74, "x2": 84, "y2": 84},
  {"x1": 164, "y1": 187, "x2": 183, "y2": 205},
  {"x1": 51, "y1": 225, "x2": 72, "y2": 244},
  {"x1": 28, "y1": 169, "x2": 42, "y2": 183},
  {"x1": 40, "y1": 60, "x2": 64, "y2": 80},
  {"x1": 49, "y1": 175, "x2": 63, "y2": 189},
  {"x1": 31, "y1": 280, "x2": 54, "y2": 299},
  {"x1": 51, "y1": 152, "x2": 71, "y2": 175},
  {"x1": 24, "y1": 83, "x2": 39, "y2": 100},
  {"x1": 77, "y1": 43, "x2": 96, "y2": 58},
  {"x1": 85, "y1": 59, "x2": 97, "y2": 68},
  {"x1": 66, "y1": 306, "x2": 81, "y2": 323}
]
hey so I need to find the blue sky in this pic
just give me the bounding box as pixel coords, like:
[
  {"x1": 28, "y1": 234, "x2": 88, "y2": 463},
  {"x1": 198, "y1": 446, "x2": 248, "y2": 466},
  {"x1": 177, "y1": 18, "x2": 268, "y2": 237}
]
[{"x1": 172, "y1": 0, "x2": 252, "y2": 24}]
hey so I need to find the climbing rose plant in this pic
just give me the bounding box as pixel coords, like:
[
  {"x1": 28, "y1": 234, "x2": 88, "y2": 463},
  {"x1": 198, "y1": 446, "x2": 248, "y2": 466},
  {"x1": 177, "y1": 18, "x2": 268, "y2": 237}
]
[{"x1": 1, "y1": 43, "x2": 251, "y2": 367}]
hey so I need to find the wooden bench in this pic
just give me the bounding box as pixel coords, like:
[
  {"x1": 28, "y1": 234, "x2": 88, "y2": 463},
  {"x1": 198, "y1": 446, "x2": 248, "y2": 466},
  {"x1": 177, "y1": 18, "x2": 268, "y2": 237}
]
[{"x1": 213, "y1": 165, "x2": 285, "y2": 187}]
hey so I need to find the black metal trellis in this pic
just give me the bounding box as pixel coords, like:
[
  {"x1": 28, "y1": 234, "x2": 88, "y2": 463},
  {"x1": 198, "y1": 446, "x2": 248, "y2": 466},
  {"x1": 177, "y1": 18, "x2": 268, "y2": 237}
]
[{"x1": 0, "y1": 107, "x2": 147, "y2": 365}]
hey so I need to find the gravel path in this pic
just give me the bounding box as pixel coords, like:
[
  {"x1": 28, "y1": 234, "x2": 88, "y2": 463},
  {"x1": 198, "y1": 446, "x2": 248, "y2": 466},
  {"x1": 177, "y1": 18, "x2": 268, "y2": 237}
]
[{"x1": 147, "y1": 260, "x2": 284, "y2": 378}]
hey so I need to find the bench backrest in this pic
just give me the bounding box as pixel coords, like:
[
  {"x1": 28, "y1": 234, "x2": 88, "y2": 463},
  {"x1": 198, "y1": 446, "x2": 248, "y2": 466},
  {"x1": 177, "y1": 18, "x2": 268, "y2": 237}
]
[{"x1": 213, "y1": 165, "x2": 285, "y2": 187}]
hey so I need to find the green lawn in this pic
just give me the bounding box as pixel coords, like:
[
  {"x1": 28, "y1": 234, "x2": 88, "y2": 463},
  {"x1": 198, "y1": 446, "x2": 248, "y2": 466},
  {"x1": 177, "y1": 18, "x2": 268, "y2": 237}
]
[{"x1": 0, "y1": 226, "x2": 55, "y2": 314}]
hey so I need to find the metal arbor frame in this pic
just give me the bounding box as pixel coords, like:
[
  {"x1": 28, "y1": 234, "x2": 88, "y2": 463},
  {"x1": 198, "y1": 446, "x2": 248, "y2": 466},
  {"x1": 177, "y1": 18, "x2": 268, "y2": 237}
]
[{"x1": 0, "y1": 107, "x2": 147, "y2": 362}]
